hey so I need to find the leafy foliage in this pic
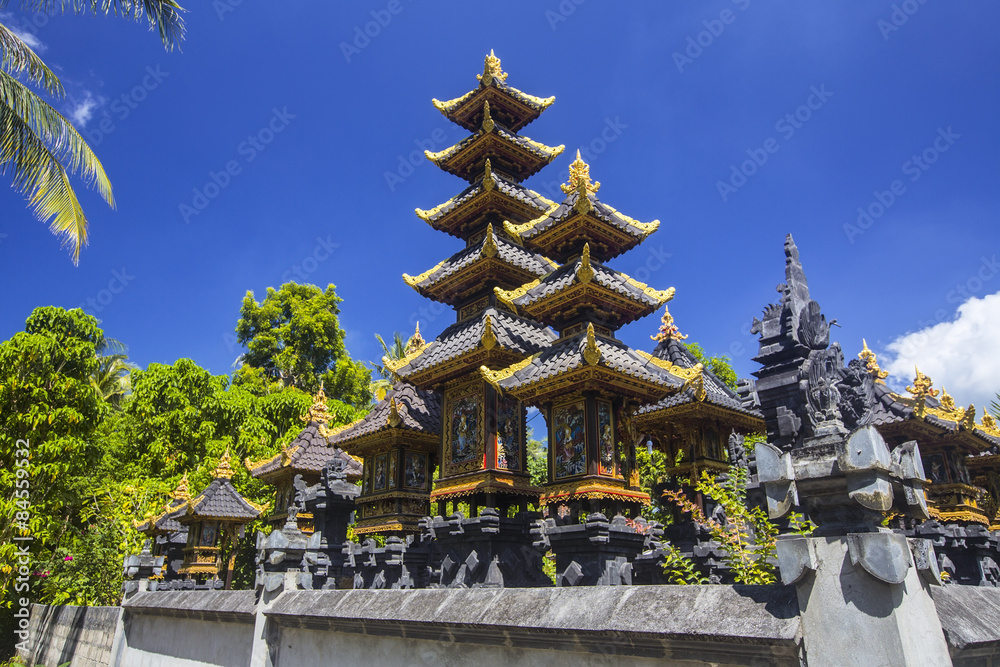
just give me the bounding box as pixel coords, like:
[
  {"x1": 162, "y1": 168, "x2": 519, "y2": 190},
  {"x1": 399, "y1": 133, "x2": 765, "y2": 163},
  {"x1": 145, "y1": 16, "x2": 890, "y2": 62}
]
[
  {"x1": 684, "y1": 342, "x2": 738, "y2": 390},
  {"x1": 235, "y1": 283, "x2": 372, "y2": 404},
  {"x1": 0, "y1": 0, "x2": 184, "y2": 263}
]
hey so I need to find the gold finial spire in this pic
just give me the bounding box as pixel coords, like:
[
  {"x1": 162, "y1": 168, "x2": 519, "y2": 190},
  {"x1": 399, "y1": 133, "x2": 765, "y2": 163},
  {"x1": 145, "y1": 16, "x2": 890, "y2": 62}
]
[
  {"x1": 651, "y1": 305, "x2": 688, "y2": 343},
  {"x1": 577, "y1": 243, "x2": 594, "y2": 284},
  {"x1": 387, "y1": 397, "x2": 403, "y2": 427},
  {"x1": 906, "y1": 366, "x2": 938, "y2": 418},
  {"x1": 482, "y1": 158, "x2": 495, "y2": 191},
  {"x1": 171, "y1": 473, "x2": 191, "y2": 501},
  {"x1": 939, "y1": 389, "x2": 958, "y2": 412},
  {"x1": 405, "y1": 322, "x2": 426, "y2": 356},
  {"x1": 858, "y1": 339, "x2": 889, "y2": 382},
  {"x1": 961, "y1": 404, "x2": 976, "y2": 430},
  {"x1": 482, "y1": 222, "x2": 498, "y2": 258},
  {"x1": 214, "y1": 448, "x2": 234, "y2": 480},
  {"x1": 561, "y1": 149, "x2": 601, "y2": 196},
  {"x1": 477, "y1": 49, "x2": 508, "y2": 85},
  {"x1": 583, "y1": 322, "x2": 601, "y2": 366},
  {"x1": 481, "y1": 313, "x2": 497, "y2": 350},
  {"x1": 302, "y1": 388, "x2": 334, "y2": 437},
  {"x1": 981, "y1": 411, "x2": 1000, "y2": 435},
  {"x1": 481, "y1": 101, "x2": 495, "y2": 132}
]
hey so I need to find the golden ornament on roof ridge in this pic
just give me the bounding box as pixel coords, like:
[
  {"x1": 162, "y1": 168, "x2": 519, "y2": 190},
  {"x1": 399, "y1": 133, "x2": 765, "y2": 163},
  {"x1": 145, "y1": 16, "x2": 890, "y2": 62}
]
[
  {"x1": 651, "y1": 305, "x2": 688, "y2": 342},
  {"x1": 576, "y1": 243, "x2": 594, "y2": 284},
  {"x1": 583, "y1": 322, "x2": 601, "y2": 366},
  {"x1": 214, "y1": 448, "x2": 234, "y2": 480},
  {"x1": 477, "y1": 49, "x2": 508, "y2": 85},
  {"x1": 858, "y1": 339, "x2": 888, "y2": 381},
  {"x1": 561, "y1": 149, "x2": 600, "y2": 195}
]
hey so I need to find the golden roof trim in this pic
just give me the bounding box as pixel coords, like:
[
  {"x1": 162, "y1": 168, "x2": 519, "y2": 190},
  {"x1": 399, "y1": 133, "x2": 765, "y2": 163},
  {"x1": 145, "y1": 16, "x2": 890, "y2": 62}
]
[
  {"x1": 598, "y1": 202, "x2": 661, "y2": 234},
  {"x1": 403, "y1": 258, "x2": 448, "y2": 289},
  {"x1": 477, "y1": 49, "x2": 508, "y2": 85},
  {"x1": 623, "y1": 274, "x2": 675, "y2": 304},
  {"x1": 494, "y1": 278, "x2": 541, "y2": 311},
  {"x1": 576, "y1": 243, "x2": 594, "y2": 284},
  {"x1": 583, "y1": 323, "x2": 601, "y2": 366},
  {"x1": 479, "y1": 355, "x2": 538, "y2": 394},
  {"x1": 978, "y1": 412, "x2": 1000, "y2": 438},
  {"x1": 635, "y1": 349, "x2": 704, "y2": 386},
  {"x1": 214, "y1": 448, "x2": 234, "y2": 480},
  {"x1": 858, "y1": 339, "x2": 888, "y2": 382},
  {"x1": 503, "y1": 202, "x2": 561, "y2": 239},
  {"x1": 431, "y1": 90, "x2": 475, "y2": 114},
  {"x1": 651, "y1": 305, "x2": 688, "y2": 343}
]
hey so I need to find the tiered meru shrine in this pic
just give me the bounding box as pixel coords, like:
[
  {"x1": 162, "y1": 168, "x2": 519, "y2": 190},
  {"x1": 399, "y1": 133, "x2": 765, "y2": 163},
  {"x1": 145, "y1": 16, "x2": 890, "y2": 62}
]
[{"x1": 130, "y1": 51, "x2": 999, "y2": 593}]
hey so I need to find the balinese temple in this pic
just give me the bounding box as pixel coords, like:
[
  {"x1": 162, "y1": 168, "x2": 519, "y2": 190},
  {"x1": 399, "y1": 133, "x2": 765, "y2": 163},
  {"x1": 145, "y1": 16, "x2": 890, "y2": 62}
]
[
  {"x1": 245, "y1": 389, "x2": 362, "y2": 532},
  {"x1": 386, "y1": 51, "x2": 563, "y2": 517},
  {"x1": 177, "y1": 449, "x2": 266, "y2": 588},
  {"x1": 326, "y1": 380, "x2": 441, "y2": 537},
  {"x1": 841, "y1": 348, "x2": 998, "y2": 528},
  {"x1": 634, "y1": 306, "x2": 765, "y2": 486},
  {"x1": 483, "y1": 153, "x2": 685, "y2": 521},
  {"x1": 135, "y1": 474, "x2": 191, "y2": 581}
]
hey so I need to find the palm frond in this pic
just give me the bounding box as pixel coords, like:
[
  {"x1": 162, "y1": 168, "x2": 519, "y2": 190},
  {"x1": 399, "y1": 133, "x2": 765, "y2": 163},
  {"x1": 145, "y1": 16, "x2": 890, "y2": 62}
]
[
  {"x1": 0, "y1": 22, "x2": 62, "y2": 94},
  {"x1": 1, "y1": 0, "x2": 186, "y2": 50},
  {"x1": 0, "y1": 69, "x2": 114, "y2": 262}
]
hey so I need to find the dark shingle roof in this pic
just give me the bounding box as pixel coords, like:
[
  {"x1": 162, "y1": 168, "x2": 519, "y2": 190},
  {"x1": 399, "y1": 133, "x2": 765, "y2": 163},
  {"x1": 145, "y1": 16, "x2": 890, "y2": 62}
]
[
  {"x1": 504, "y1": 190, "x2": 659, "y2": 262},
  {"x1": 395, "y1": 307, "x2": 557, "y2": 380},
  {"x1": 136, "y1": 498, "x2": 188, "y2": 534},
  {"x1": 183, "y1": 478, "x2": 263, "y2": 522},
  {"x1": 328, "y1": 382, "x2": 442, "y2": 448},
  {"x1": 247, "y1": 423, "x2": 363, "y2": 480},
  {"x1": 424, "y1": 122, "x2": 564, "y2": 182},
  {"x1": 404, "y1": 228, "x2": 557, "y2": 294},
  {"x1": 415, "y1": 171, "x2": 556, "y2": 229},
  {"x1": 432, "y1": 78, "x2": 555, "y2": 132},
  {"x1": 636, "y1": 337, "x2": 764, "y2": 419},
  {"x1": 868, "y1": 382, "x2": 1000, "y2": 450},
  {"x1": 490, "y1": 330, "x2": 685, "y2": 395}
]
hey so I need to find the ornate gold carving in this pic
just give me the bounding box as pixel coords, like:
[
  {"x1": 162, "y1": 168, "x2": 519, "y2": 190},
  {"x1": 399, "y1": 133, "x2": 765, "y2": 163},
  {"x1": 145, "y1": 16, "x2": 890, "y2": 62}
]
[
  {"x1": 635, "y1": 350, "x2": 704, "y2": 386},
  {"x1": 979, "y1": 412, "x2": 1000, "y2": 437},
  {"x1": 402, "y1": 258, "x2": 448, "y2": 289},
  {"x1": 481, "y1": 222, "x2": 498, "y2": 258},
  {"x1": 560, "y1": 149, "x2": 600, "y2": 195},
  {"x1": 479, "y1": 355, "x2": 538, "y2": 394},
  {"x1": 171, "y1": 473, "x2": 191, "y2": 501},
  {"x1": 387, "y1": 398, "x2": 403, "y2": 428},
  {"x1": 301, "y1": 388, "x2": 335, "y2": 437},
  {"x1": 651, "y1": 305, "x2": 688, "y2": 342},
  {"x1": 481, "y1": 100, "x2": 495, "y2": 133},
  {"x1": 405, "y1": 322, "x2": 426, "y2": 356},
  {"x1": 481, "y1": 314, "x2": 497, "y2": 350},
  {"x1": 576, "y1": 242, "x2": 594, "y2": 284},
  {"x1": 923, "y1": 386, "x2": 971, "y2": 425},
  {"x1": 857, "y1": 339, "x2": 889, "y2": 382},
  {"x1": 583, "y1": 322, "x2": 601, "y2": 366},
  {"x1": 599, "y1": 202, "x2": 660, "y2": 234},
  {"x1": 623, "y1": 274, "x2": 675, "y2": 304},
  {"x1": 214, "y1": 448, "x2": 234, "y2": 479},
  {"x1": 906, "y1": 367, "x2": 939, "y2": 418},
  {"x1": 494, "y1": 278, "x2": 541, "y2": 311},
  {"x1": 961, "y1": 404, "x2": 977, "y2": 430},
  {"x1": 431, "y1": 90, "x2": 474, "y2": 114},
  {"x1": 382, "y1": 335, "x2": 429, "y2": 378},
  {"x1": 477, "y1": 49, "x2": 508, "y2": 85},
  {"x1": 482, "y1": 158, "x2": 495, "y2": 191},
  {"x1": 503, "y1": 201, "x2": 560, "y2": 240}
]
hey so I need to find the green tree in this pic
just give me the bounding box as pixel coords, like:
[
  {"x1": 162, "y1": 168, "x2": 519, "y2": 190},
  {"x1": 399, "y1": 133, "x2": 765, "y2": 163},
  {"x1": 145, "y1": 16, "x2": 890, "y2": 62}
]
[
  {"x1": 527, "y1": 437, "x2": 547, "y2": 487},
  {"x1": 235, "y1": 283, "x2": 372, "y2": 405},
  {"x1": 684, "y1": 342, "x2": 738, "y2": 390},
  {"x1": 0, "y1": 0, "x2": 184, "y2": 263}
]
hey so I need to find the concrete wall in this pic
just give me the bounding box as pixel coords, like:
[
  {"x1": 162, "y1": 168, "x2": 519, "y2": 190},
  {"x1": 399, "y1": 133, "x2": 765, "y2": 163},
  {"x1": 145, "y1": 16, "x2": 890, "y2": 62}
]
[
  {"x1": 112, "y1": 590, "x2": 256, "y2": 667},
  {"x1": 17, "y1": 604, "x2": 119, "y2": 667}
]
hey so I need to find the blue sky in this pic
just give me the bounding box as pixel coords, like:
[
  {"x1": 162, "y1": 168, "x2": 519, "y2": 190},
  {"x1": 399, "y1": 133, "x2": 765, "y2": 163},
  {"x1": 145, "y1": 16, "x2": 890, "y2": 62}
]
[{"x1": 1, "y1": 2, "x2": 998, "y2": 409}]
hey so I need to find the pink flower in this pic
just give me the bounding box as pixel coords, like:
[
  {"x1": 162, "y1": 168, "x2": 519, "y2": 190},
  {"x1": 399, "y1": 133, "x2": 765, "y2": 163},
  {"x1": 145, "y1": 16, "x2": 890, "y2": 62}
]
[{"x1": 64, "y1": 556, "x2": 73, "y2": 561}]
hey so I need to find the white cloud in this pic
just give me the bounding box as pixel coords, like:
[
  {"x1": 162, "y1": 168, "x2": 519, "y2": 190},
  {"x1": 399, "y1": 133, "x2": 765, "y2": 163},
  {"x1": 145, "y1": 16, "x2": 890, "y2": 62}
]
[
  {"x1": 69, "y1": 91, "x2": 102, "y2": 128},
  {"x1": 881, "y1": 291, "x2": 1000, "y2": 411}
]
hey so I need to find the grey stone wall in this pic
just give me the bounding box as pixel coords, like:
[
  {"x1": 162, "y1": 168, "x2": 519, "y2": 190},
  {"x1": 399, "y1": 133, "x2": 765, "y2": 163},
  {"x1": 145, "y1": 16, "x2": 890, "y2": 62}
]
[{"x1": 17, "y1": 604, "x2": 119, "y2": 667}]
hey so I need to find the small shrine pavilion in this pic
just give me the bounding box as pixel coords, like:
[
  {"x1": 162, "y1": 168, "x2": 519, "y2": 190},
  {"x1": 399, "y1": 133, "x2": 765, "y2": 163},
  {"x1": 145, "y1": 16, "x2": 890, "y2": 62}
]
[
  {"x1": 245, "y1": 389, "x2": 362, "y2": 531},
  {"x1": 177, "y1": 449, "x2": 266, "y2": 588},
  {"x1": 135, "y1": 474, "x2": 191, "y2": 580}
]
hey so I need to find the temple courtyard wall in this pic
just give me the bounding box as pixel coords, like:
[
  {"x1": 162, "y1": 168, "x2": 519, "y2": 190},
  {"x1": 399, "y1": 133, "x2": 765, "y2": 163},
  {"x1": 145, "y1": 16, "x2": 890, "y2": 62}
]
[{"x1": 17, "y1": 584, "x2": 1000, "y2": 666}]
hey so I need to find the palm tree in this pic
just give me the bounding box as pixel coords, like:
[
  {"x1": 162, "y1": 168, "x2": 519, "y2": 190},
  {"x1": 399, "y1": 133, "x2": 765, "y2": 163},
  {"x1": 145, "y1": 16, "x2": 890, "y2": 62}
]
[
  {"x1": 370, "y1": 331, "x2": 408, "y2": 402},
  {"x1": 0, "y1": 1, "x2": 185, "y2": 264},
  {"x1": 91, "y1": 335, "x2": 136, "y2": 408}
]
